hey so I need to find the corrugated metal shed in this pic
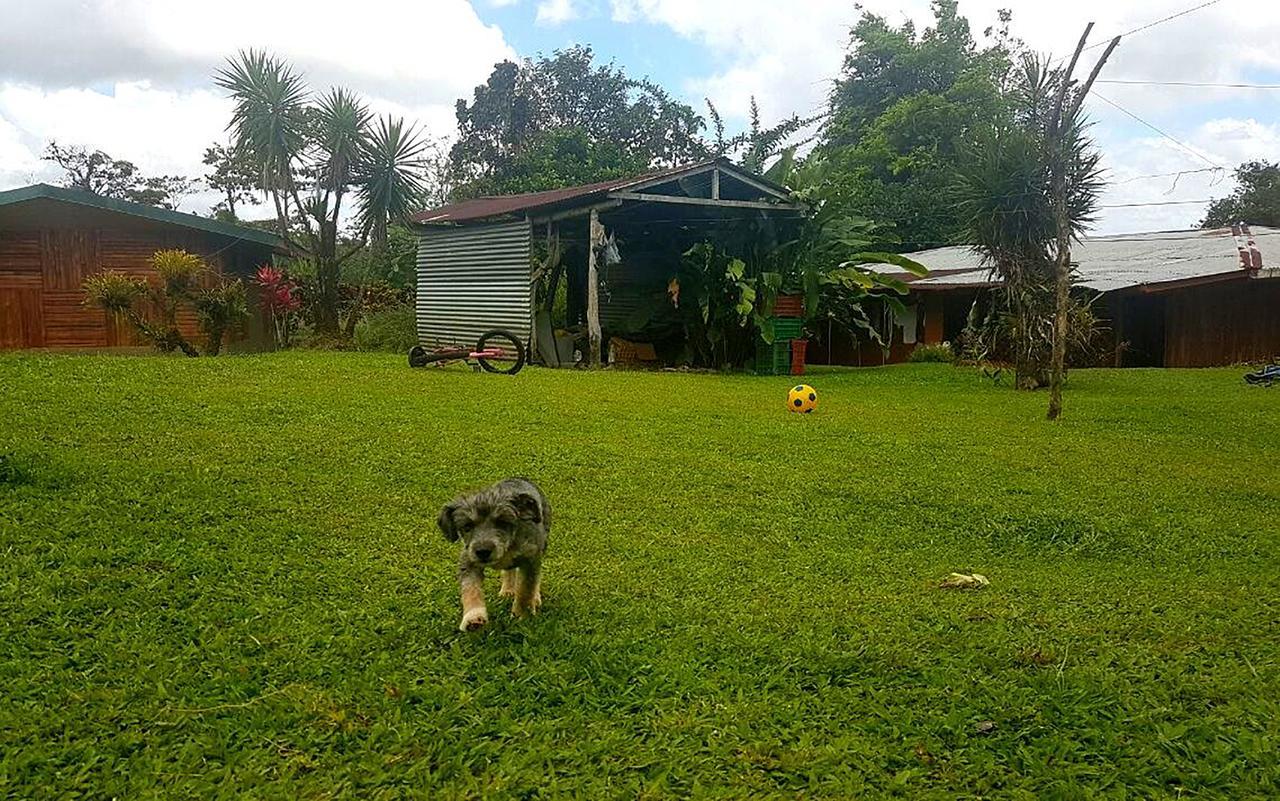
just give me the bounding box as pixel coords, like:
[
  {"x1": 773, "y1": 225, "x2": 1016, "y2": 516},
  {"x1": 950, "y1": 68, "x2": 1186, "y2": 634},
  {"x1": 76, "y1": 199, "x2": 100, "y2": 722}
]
[
  {"x1": 886, "y1": 227, "x2": 1277, "y2": 293},
  {"x1": 415, "y1": 220, "x2": 532, "y2": 348},
  {"x1": 410, "y1": 160, "x2": 806, "y2": 362}
]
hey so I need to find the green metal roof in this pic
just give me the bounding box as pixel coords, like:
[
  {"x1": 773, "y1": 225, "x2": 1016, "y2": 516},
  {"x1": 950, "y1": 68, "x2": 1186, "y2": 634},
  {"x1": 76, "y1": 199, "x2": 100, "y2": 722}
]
[{"x1": 0, "y1": 183, "x2": 285, "y2": 250}]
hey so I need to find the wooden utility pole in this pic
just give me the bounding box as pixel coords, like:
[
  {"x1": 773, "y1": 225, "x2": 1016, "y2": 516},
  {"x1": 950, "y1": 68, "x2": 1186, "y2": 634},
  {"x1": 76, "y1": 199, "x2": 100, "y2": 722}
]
[
  {"x1": 1046, "y1": 26, "x2": 1120, "y2": 420},
  {"x1": 587, "y1": 209, "x2": 604, "y2": 368}
]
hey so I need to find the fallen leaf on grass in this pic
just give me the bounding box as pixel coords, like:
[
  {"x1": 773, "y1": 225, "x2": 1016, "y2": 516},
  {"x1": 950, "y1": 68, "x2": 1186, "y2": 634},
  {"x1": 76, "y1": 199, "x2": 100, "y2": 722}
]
[
  {"x1": 974, "y1": 720, "x2": 997, "y2": 735},
  {"x1": 939, "y1": 572, "x2": 990, "y2": 590}
]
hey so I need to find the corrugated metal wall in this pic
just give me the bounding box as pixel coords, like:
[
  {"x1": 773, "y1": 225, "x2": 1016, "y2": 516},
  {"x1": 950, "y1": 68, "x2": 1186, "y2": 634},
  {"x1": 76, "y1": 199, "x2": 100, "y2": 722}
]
[{"x1": 416, "y1": 220, "x2": 532, "y2": 348}]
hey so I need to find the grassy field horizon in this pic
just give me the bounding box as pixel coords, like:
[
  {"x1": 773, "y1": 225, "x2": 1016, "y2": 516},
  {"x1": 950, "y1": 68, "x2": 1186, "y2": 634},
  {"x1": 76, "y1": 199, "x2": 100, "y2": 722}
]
[{"x1": 2, "y1": 353, "x2": 1277, "y2": 798}]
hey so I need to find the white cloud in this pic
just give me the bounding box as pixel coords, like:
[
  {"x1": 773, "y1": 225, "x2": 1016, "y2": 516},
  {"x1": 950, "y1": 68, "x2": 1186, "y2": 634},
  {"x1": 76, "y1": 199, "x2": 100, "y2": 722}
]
[
  {"x1": 536, "y1": 0, "x2": 579, "y2": 25},
  {"x1": 0, "y1": 0, "x2": 515, "y2": 215},
  {"x1": 1094, "y1": 116, "x2": 1280, "y2": 233}
]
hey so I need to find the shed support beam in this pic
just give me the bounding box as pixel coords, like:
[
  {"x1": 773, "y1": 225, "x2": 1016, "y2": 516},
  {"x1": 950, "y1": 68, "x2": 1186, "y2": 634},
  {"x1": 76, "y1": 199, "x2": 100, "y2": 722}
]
[
  {"x1": 587, "y1": 209, "x2": 603, "y2": 368},
  {"x1": 711, "y1": 168, "x2": 720, "y2": 200},
  {"x1": 529, "y1": 199, "x2": 621, "y2": 225},
  {"x1": 609, "y1": 192, "x2": 797, "y2": 212}
]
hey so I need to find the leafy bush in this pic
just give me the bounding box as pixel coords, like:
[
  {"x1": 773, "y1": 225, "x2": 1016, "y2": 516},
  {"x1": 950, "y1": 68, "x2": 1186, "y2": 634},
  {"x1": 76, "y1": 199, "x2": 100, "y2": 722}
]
[
  {"x1": 353, "y1": 305, "x2": 417, "y2": 353},
  {"x1": 150, "y1": 249, "x2": 204, "y2": 297},
  {"x1": 908, "y1": 342, "x2": 955, "y2": 363},
  {"x1": 192, "y1": 280, "x2": 249, "y2": 355},
  {"x1": 82, "y1": 250, "x2": 246, "y2": 356},
  {"x1": 82, "y1": 271, "x2": 146, "y2": 313}
]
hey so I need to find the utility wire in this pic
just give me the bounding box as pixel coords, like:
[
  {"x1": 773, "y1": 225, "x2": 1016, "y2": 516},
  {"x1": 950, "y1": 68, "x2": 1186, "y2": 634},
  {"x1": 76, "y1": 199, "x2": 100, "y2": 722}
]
[
  {"x1": 1097, "y1": 79, "x2": 1280, "y2": 89},
  {"x1": 1083, "y1": 0, "x2": 1224, "y2": 51},
  {"x1": 1050, "y1": 0, "x2": 1225, "y2": 68},
  {"x1": 1099, "y1": 199, "x2": 1215, "y2": 208},
  {"x1": 1089, "y1": 91, "x2": 1223, "y2": 169},
  {"x1": 1111, "y1": 167, "x2": 1223, "y2": 185}
]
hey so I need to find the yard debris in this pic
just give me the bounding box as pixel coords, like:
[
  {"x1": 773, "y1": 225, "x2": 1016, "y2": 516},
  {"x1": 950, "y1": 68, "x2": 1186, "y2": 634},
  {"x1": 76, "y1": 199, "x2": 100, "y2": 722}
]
[
  {"x1": 974, "y1": 720, "x2": 997, "y2": 735},
  {"x1": 939, "y1": 572, "x2": 990, "y2": 590}
]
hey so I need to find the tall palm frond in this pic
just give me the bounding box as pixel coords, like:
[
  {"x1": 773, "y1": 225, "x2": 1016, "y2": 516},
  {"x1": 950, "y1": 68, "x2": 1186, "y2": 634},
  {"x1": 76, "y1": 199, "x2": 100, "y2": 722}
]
[
  {"x1": 215, "y1": 50, "x2": 308, "y2": 193},
  {"x1": 355, "y1": 116, "x2": 429, "y2": 248},
  {"x1": 314, "y1": 87, "x2": 371, "y2": 193}
]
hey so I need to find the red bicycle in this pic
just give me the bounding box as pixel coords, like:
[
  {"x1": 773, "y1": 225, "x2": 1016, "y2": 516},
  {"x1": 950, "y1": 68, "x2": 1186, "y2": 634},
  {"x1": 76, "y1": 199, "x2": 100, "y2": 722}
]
[{"x1": 408, "y1": 329, "x2": 526, "y2": 375}]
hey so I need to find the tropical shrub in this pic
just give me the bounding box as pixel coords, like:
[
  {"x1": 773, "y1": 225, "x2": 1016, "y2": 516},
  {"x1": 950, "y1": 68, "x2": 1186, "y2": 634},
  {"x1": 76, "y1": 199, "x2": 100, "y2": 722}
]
[
  {"x1": 353, "y1": 305, "x2": 417, "y2": 353},
  {"x1": 192, "y1": 281, "x2": 249, "y2": 356},
  {"x1": 82, "y1": 250, "x2": 246, "y2": 356},
  {"x1": 908, "y1": 342, "x2": 956, "y2": 363},
  {"x1": 254, "y1": 266, "x2": 302, "y2": 348}
]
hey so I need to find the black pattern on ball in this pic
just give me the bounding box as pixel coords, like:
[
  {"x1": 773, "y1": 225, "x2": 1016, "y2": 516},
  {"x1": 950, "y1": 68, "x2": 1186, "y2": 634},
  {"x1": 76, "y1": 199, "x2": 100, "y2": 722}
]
[
  {"x1": 794, "y1": 399, "x2": 802, "y2": 407},
  {"x1": 808, "y1": 393, "x2": 816, "y2": 401}
]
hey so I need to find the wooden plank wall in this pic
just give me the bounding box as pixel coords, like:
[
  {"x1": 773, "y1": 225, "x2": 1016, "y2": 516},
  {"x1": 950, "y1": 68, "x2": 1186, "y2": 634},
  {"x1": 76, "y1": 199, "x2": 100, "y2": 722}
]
[
  {"x1": 0, "y1": 228, "x2": 238, "y2": 350},
  {"x1": 1164, "y1": 279, "x2": 1280, "y2": 367},
  {"x1": 0, "y1": 232, "x2": 46, "y2": 348}
]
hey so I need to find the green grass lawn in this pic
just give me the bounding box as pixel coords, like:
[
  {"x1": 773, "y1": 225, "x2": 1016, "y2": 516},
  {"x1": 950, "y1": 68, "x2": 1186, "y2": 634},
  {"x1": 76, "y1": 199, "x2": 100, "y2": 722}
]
[{"x1": 2, "y1": 353, "x2": 1278, "y2": 799}]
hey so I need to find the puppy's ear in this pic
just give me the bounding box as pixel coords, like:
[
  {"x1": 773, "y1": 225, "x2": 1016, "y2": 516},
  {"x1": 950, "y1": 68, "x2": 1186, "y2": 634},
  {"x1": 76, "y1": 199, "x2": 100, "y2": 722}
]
[
  {"x1": 437, "y1": 501, "x2": 462, "y2": 542},
  {"x1": 511, "y1": 491, "x2": 543, "y2": 524}
]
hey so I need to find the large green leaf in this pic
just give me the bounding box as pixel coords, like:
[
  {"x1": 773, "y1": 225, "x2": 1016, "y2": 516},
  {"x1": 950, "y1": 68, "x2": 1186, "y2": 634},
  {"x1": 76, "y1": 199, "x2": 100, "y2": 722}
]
[
  {"x1": 842, "y1": 252, "x2": 929, "y2": 277},
  {"x1": 755, "y1": 314, "x2": 776, "y2": 345}
]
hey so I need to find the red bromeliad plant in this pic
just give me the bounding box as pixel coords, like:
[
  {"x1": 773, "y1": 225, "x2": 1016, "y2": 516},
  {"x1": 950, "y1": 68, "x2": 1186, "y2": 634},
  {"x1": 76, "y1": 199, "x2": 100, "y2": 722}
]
[{"x1": 255, "y1": 265, "x2": 301, "y2": 347}]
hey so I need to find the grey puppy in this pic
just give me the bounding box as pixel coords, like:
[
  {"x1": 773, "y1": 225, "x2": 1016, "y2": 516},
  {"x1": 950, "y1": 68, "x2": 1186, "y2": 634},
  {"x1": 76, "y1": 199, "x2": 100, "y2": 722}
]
[{"x1": 437, "y1": 478, "x2": 550, "y2": 632}]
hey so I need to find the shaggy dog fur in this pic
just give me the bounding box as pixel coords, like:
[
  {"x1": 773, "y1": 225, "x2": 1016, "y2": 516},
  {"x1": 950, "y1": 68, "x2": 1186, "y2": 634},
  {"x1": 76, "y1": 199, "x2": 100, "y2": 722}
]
[{"x1": 437, "y1": 478, "x2": 550, "y2": 632}]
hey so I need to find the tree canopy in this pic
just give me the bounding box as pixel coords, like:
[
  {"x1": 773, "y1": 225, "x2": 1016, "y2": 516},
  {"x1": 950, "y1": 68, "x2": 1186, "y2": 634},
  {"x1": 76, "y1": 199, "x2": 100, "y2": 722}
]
[
  {"x1": 43, "y1": 142, "x2": 195, "y2": 210},
  {"x1": 818, "y1": 0, "x2": 1015, "y2": 251},
  {"x1": 449, "y1": 46, "x2": 706, "y2": 198},
  {"x1": 202, "y1": 143, "x2": 260, "y2": 221},
  {"x1": 1202, "y1": 160, "x2": 1280, "y2": 228}
]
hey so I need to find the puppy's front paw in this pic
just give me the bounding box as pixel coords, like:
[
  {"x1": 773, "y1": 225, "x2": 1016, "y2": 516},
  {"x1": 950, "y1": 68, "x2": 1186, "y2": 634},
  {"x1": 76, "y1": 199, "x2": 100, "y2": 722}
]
[
  {"x1": 459, "y1": 608, "x2": 489, "y2": 632},
  {"x1": 499, "y1": 570, "x2": 518, "y2": 598},
  {"x1": 513, "y1": 591, "x2": 542, "y2": 618}
]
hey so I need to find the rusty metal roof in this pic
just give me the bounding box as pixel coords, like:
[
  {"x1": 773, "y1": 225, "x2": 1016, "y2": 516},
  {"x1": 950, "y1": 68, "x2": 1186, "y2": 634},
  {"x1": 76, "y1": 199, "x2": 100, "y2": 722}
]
[
  {"x1": 411, "y1": 158, "x2": 793, "y2": 224},
  {"x1": 879, "y1": 226, "x2": 1278, "y2": 294}
]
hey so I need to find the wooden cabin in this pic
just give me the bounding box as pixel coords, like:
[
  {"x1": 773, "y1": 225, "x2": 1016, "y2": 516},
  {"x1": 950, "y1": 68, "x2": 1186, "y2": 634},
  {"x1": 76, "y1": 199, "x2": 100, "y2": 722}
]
[
  {"x1": 0, "y1": 184, "x2": 283, "y2": 350},
  {"x1": 829, "y1": 227, "x2": 1280, "y2": 368}
]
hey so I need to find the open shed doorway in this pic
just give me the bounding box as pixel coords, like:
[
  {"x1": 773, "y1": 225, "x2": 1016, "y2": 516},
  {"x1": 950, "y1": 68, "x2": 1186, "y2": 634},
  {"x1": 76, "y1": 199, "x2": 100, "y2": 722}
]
[
  {"x1": 535, "y1": 203, "x2": 804, "y2": 368},
  {"x1": 1118, "y1": 293, "x2": 1167, "y2": 367}
]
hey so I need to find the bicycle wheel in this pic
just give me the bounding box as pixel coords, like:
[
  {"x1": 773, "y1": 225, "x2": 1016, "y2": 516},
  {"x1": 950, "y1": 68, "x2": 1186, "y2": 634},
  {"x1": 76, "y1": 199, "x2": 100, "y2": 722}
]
[
  {"x1": 408, "y1": 345, "x2": 429, "y2": 368},
  {"x1": 475, "y1": 329, "x2": 526, "y2": 375},
  {"x1": 411, "y1": 345, "x2": 469, "y2": 368}
]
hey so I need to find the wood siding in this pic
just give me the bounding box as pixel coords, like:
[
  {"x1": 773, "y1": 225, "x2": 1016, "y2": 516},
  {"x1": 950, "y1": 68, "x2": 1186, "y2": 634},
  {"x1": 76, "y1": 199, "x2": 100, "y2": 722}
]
[
  {"x1": 0, "y1": 227, "x2": 267, "y2": 350},
  {"x1": 1163, "y1": 278, "x2": 1280, "y2": 367}
]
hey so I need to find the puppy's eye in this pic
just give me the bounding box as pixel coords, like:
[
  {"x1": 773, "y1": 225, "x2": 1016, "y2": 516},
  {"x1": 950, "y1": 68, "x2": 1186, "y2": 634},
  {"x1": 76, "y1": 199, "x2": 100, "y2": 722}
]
[{"x1": 458, "y1": 520, "x2": 474, "y2": 533}]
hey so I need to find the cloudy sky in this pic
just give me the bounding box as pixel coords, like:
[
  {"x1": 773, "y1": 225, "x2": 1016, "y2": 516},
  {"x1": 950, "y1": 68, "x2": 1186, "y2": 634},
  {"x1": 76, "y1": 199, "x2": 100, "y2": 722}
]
[{"x1": 1, "y1": 0, "x2": 1277, "y2": 234}]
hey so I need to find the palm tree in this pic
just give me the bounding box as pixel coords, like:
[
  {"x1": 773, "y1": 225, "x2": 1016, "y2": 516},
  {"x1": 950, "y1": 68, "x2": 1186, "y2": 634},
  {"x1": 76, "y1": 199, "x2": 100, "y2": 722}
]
[
  {"x1": 216, "y1": 51, "x2": 428, "y2": 335},
  {"x1": 356, "y1": 116, "x2": 430, "y2": 254},
  {"x1": 957, "y1": 30, "x2": 1117, "y2": 414}
]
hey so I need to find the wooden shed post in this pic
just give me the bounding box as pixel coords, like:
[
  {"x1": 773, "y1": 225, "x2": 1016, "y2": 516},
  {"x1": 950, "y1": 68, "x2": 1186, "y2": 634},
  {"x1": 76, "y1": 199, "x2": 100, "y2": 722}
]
[{"x1": 587, "y1": 209, "x2": 603, "y2": 367}]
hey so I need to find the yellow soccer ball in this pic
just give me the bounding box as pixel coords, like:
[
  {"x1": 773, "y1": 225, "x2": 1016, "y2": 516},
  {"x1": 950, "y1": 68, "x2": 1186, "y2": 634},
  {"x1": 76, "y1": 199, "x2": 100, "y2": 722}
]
[{"x1": 788, "y1": 384, "x2": 818, "y2": 414}]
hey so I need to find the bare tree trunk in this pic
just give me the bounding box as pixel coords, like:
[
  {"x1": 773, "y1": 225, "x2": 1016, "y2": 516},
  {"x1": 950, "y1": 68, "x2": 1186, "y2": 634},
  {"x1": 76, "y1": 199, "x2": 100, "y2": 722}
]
[
  {"x1": 587, "y1": 209, "x2": 603, "y2": 368},
  {"x1": 1046, "y1": 30, "x2": 1120, "y2": 419},
  {"x1": 1047, "y1": 237, "x2": 1070, "y2": 418},
  {"x1": 315, "y1": 255, "x2": 340, "y2": 336}
]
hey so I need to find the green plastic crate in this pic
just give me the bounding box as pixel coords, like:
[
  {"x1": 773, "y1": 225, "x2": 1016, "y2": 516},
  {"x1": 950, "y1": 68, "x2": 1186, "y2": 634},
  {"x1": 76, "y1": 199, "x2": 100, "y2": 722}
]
[
  {"x1": 755, "y1": 340, "x2": 792, "y2": 375},
  {"x1": 770, "y1": 317, "x2": 803, "y2": 341}
]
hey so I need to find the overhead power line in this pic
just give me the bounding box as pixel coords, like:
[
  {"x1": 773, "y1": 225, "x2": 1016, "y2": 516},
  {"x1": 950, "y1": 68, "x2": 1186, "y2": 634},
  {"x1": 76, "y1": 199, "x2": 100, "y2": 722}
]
[
  {"x1": 1097, "y1": 79, "x2": 1280, "y2": 89},
  {"x1": 1084, "y1": 0, "x2": 1224, "y2": 51},
  {"x1": 1111, "y1": 167, "x2": 1224, "y2": 186},
  {"x1": 1100, "y1": 199, "x2": 1215, "y2": 208},
  {"x1": 1088, "y1": 91, "x2": 1223, "y2": 169}
]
